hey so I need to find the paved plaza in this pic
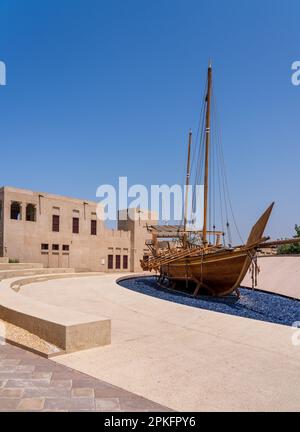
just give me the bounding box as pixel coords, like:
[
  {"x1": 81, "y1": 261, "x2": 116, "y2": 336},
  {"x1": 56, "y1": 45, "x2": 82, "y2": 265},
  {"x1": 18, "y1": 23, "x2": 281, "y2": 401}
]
[{"x1": 0, "y1": 343, "x2": 170, "y2": 412}]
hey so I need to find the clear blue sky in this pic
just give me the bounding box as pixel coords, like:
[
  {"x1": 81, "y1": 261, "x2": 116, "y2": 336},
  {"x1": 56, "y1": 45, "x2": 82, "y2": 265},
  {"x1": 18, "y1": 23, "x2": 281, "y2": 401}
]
[{"x1": 0, "y1": 0, "x2": 299, "y2": 240}]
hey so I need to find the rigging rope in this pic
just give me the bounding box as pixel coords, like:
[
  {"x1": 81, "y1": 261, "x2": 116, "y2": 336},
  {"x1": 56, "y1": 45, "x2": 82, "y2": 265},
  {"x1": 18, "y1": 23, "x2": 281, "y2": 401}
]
[
  {"x1": 181, "y1": 67, "x2": 244, "y2": 249},
  {"x1": 212, "y1": 82, "x2": 244, "y2": 245}
]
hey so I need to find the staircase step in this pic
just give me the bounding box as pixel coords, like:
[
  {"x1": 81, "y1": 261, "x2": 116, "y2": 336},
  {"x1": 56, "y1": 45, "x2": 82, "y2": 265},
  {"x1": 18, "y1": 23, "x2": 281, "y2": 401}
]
[
  {"x1": 0, "y1": 267, "x2": 75, "y2": 281},
  {"x1": 0, "y1": 257, "x2": 9, "y2": 263},
  {"x1": 0, "y1": 262, "x2": 44, "y2": 270}
]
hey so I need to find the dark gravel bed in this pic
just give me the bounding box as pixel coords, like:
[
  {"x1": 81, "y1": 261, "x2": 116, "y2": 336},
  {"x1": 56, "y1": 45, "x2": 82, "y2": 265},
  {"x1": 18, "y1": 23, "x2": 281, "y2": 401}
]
[{"x1": 118, "y1": 276, "x2": 300, "y2": 327}]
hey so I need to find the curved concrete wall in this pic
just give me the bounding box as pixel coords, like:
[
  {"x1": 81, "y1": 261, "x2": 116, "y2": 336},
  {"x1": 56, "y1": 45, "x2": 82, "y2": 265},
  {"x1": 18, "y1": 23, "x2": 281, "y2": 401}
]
[
  {"x1": 242, "y1": 256, "x2": 300, "y2": 299},
  {"x1": 0, "y1": 272, "x2": 111, "y2": 352}
]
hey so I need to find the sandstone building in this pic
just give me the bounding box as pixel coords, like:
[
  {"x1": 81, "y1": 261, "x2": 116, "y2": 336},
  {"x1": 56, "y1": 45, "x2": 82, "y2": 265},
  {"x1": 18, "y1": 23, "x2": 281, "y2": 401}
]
[{"x1": 0, "y1": 186, "x2": 156, "y2": 272}]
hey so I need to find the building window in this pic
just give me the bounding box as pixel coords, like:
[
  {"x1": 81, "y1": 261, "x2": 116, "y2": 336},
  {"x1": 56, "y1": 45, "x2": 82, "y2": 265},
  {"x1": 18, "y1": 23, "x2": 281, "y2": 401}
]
[
  {"x1": 62, "y1": 245, "x2": 69, "y2": 251},
  {"x1": 123, "y1": 255, "x2": 128, "y2": 269},
  {"x1": 26, "y1": 204, "x2": 36, "y2": 222},
  {"x1": 108, "y1": 254, "x2": 113, "y2": 269},
  {"x1": 52, "y1": 244, "x2": 59, "y2": 251},
  {"x1": 72, "y1": 217, "x2": 79, "y2": 234},
  {"x1": 0, "y1": 201, "x2": 2, "y2": 220},
  {"x1": 41, "y1": 243, "x2": 49, "y2": 250},
  {"x1": 10, "y1": 202, "x2": 22, "y2": 220},
  {"x1": 91, "y1": 220, "x2": 97, "y2": 235},
  {"x1": 116, "y1": 255, "x2": 121, "y2": 269},
  {"x1": 52, "y1": 215, "x2": 60, "y2": 232}
]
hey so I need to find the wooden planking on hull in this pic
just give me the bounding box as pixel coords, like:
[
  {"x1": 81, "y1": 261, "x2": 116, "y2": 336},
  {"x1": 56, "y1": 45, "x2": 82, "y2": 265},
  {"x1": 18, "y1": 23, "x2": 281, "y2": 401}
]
[{"x1": 162, "y1": 250, "x2": 253, "y2": 296}]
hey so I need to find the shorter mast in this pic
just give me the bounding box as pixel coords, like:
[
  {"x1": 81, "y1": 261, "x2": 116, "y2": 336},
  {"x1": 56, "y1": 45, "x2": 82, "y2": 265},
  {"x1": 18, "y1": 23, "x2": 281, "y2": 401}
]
[{"x1": 183, "y1": 130, "x2": 192, "y2": 247}]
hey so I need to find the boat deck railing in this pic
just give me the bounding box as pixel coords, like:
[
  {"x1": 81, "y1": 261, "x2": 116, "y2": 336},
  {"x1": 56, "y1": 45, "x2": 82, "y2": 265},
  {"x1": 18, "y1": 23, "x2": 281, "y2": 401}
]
[{"x1": 141, "y1": 244, "x2": 223, "y2": 271}]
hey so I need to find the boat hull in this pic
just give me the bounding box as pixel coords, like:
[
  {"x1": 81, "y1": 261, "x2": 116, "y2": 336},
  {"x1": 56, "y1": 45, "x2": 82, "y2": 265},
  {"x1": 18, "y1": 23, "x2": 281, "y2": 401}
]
[{"x1": 161, "y1": 249, "x2": 253, "y2": 296}]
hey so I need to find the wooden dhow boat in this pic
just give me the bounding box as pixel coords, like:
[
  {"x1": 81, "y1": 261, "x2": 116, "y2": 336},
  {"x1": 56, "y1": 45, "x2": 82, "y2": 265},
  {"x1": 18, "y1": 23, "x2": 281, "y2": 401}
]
[{"x1": 141, "y1": 63, "x2": 300, "y2": 297}]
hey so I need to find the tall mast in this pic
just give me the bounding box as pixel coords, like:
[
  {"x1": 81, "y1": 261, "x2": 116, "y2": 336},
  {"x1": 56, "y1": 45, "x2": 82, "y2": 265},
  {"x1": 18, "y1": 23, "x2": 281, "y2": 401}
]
[
  {"x1": 183, "y1": 130, "x2": 192, "y2": 246},
  {"x1": 203, "y1": 62, "x2": 212, "y2": 245}
]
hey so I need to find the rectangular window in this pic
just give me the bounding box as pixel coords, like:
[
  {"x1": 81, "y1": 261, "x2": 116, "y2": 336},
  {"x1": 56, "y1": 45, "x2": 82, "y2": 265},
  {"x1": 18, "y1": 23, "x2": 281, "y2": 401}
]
[
  {"x1": 52, "y1": 244, "x2": 59, "y2": 251},
  {"x1": 123, "y1": 255, "x2": 128, "y2": 269},
  {"x1": 108, "y1": 254, "x2": 113, "y2": 269},
  {"x1": 72, "y1": 217, "x2": 79, "y2": 234},
  {"x1": 62, "y1": 245, "x2": 69, "y2": 251},
  {"x1": 91, "y1": 220, "x2": 97, "y2": 235},
  {"x1": 11, "y1": 202, "x2": 22, "y2": 220},
  {"x1": 41, "y1": 243, "x2": 49, "y2": 250},
  {"x1": 0, "y1": 201, "x2": 2, "y2": 220},
  {"x1": 115, "y1": 255, "x2": 121, "y2": 269},
  {"x1": 52, "y1": 215, "x2": 60, "y2": 232}
]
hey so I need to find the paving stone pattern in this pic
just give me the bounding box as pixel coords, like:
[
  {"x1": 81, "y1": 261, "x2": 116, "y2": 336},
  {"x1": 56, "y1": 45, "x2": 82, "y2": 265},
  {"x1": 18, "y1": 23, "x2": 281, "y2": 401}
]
[{"x1": 0, "y1": 343, "x2": 171, "y2": 412}]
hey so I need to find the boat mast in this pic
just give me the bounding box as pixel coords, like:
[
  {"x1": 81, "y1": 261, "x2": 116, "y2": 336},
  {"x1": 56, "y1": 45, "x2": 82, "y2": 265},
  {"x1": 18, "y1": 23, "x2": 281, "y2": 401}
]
[
  {"x1": 183, "y1": 130, "x2": 192, "y2": 246},
  {"x1": 203, "y1": 62, "x2": 212, "y2": 245}
]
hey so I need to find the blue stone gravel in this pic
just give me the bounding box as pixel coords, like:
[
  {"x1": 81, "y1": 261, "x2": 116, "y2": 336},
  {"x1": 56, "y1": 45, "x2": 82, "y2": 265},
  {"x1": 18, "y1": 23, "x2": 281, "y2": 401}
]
[{"x1": 118, "y1": 276, "x2": 300, "y2": 327}]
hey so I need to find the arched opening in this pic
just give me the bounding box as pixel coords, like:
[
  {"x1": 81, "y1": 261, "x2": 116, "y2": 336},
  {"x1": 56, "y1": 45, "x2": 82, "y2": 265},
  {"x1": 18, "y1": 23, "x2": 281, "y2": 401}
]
[
  {"x1": 26, "y1": 203, "x2": 36, "y2": 222},
  {"x1": 10, "y1": 201, "x2": 22, "y2": 220}
]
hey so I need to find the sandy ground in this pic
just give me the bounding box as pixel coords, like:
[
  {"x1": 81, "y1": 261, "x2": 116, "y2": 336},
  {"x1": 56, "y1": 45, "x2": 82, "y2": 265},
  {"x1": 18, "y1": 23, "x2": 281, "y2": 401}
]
[
  {"x1": 18, "y1": 273, "x2": 300, "y2": 412},
  {"x1": 0, "y1": 317, "x2": 60, "y2": 356}
]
